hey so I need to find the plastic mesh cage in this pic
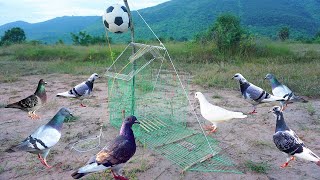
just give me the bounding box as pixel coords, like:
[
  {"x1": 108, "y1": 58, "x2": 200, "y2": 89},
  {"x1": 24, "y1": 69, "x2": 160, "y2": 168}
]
[{"x1": 106, "y1": 43, "x2": 242, "y2": 173}]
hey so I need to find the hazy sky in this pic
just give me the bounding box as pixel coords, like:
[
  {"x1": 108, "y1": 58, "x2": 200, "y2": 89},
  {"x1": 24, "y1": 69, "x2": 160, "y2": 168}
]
[{"x1": 0, "y1": 0, "x2": 170, "y2": 26}]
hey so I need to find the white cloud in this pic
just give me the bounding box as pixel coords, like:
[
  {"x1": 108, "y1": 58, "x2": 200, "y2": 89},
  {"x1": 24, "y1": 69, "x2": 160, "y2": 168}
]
[{"x1": 0, "y1": 0, "x2": 170, "y2": 26}]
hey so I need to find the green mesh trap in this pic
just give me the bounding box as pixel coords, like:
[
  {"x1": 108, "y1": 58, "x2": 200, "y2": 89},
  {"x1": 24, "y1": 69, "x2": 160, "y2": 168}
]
[{"x1": 106, "y1": 42, "x2": 241, "y2": 174}]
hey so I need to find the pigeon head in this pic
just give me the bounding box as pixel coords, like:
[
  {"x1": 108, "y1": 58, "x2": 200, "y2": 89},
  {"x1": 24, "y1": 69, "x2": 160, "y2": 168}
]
[
  {"x1": 264, "y1": 73, "x2": 275, "y2": 80},
  {"x1": 194, "y1": 92, "x2": 203, "y2": 99},
  {"x1": 124, "y1": 115, "x2": 140, "y2": 126},
  {"x1": 47, "y1": 107, "x2": 73, "y2": 130},
  {"x1": 194, "y1": 92, "x2": 207, "y2": 102},
  {"x1": 57, "y1": 107, "x2": 73, "y2": 117},
  {"x1": 269, "y1": 106, "x2": 282, "y2": 117},
  {"x1": 35, "y1": 79, "x2": 47, "y2": 100},
  {"x1": 88, "y1": 73, "x2": 99, "y2": 82},
  {"x1": 39, "y1": 79, "x2": 47, "y2": 85},
  {"x1": 232, "y1": 73, "x2": 246, "y2": 82}
]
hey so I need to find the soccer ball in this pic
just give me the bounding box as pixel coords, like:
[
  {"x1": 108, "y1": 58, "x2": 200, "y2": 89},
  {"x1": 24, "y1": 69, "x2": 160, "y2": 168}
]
[{"x1": 102, "y1": 4, "x2": 130, "y2": 33}]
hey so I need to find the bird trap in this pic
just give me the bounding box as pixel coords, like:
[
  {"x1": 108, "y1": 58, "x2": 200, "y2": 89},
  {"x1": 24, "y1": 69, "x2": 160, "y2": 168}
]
[{"x1": 105, "y1": 42, "x2": 241, "y2": 174}]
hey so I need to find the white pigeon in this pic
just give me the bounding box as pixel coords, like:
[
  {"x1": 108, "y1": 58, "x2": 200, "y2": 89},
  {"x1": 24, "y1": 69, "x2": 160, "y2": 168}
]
[
  {"x1": 56, "y1": 73, "x2": 99, "y2": 107},
  {"x1": 232, "y1": 73, "x2": 286, "y2": 114},
  {"x1": 270, "y1": 106, "x2": 320, "y2": 168},
  {"x1": 195, "y1": 92, "x2": 247, "y2": 133}
]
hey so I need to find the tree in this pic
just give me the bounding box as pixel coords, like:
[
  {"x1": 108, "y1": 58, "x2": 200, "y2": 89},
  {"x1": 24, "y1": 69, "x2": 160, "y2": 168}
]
[
  {"x1": 71, "y1": 31, "x2": 106, "y2": 46},
  {"x1": 211, "y1": 14, "x2": 243, "y2": 54},
  {"x1": 1, "y1": 27, "x2": 26, "y2": 45},
  {"x1": 278, "y1": 27, "x2": 290, "y2": 41}
]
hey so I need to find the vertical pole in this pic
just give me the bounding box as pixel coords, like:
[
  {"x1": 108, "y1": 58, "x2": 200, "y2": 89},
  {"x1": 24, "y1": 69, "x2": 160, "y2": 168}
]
[{"x1": 123, "y1": 0, "x2": 136, "y2": 115}]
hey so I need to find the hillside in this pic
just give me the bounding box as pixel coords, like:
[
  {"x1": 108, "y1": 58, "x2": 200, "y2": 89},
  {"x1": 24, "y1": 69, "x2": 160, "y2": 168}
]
[{"x1": 1, "y1": 0, "x2": 320, "y2": 44}]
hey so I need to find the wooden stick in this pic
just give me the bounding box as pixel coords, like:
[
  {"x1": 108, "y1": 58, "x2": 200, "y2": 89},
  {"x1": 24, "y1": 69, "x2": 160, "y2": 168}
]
[{"x1": 182, "y1": 154, "x2": 214, "y2": 173}]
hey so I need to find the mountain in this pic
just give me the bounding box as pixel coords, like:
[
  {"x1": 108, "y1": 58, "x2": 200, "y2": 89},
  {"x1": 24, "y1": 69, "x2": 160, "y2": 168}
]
[{"x1": 1, "y1": 0, "x2": 320, "y2": 44}]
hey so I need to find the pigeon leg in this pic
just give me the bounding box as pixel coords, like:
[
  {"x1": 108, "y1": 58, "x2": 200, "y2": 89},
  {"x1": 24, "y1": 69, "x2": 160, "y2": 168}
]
[
  {"x1": 248, "y1": 105, "x2": 257, "y2": 114},
  {"x1": 37, "y1": 154, "x2": 52, "y2": 168},
  {"x1": 208, "y1": 126, "x2": 217, "y2": 134},
  {"x1": 249, "y1": 109, "x2": 257, "y2": 114},
  {"x1": 80, "y1": 103, "x2": 86, "y2": 107},
  {"x1": 111, "y1": 170, "x2": 128, "y2": 180},
  {"x1": 31, "y1": 111, "x2": 40, "y2": 120},
  {"x1": 280, "y1": 156, "x2": 294, "y2": 168}
]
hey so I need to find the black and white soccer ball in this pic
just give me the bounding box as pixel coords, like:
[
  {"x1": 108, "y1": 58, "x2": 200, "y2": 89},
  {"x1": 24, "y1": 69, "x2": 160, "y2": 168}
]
[{"x1": 102, "y1": 4, "x2": 130, "y2": 33}]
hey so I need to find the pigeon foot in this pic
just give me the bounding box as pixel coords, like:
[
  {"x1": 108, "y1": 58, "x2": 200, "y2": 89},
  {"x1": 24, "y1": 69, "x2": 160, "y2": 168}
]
[
  {"x1": 28, "y1": 112, "x2": 40, "y2": 120},
  {"x1": 80, "y1": 103, "x2": 86, "y2": 107},
  {"x1": 111, "y1": 170, "x2": 128, "y2": 180},
  {"x1": 38, "y1": 154, "x2": 52, "y2": 168},
  {"x1": 280, "y1": 162, "x2": 289, "y2": 168},
  {"x1": 248, "y1": 110, "x2": 257, "y2": 114}
]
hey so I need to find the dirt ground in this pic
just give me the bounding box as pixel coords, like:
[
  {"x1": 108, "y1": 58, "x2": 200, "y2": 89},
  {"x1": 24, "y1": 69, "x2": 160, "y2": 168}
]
[{"x1": 0, "y1": 74, "x2": 320, "y2": 180}]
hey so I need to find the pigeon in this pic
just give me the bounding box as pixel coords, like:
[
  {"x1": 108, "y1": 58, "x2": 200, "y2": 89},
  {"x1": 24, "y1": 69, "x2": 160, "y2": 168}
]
[
  {"x1": 232, "y1": 73, "x2": 286, "y2": 114},
  {"x1": 265, "y1": 73, "x2": 308, "y2": 109},
  {"x1": 6, "y1": 107, "x2": 73, "y2": 168},
  {"x1": 5, "y1": 79, "x2": 47, "y2": 119},
  {"x1": 270, "y1": 106, "x2": 320, "y2": 168},
  {"x1": 56, "y1": 73, "x2": 99, "y2": 107},
  {"x1": 195, "y1": 92, "x2": 247, "y2": 133},
  {"x1": 71, "y1": 115, "x2": 140, "y2": 179}
]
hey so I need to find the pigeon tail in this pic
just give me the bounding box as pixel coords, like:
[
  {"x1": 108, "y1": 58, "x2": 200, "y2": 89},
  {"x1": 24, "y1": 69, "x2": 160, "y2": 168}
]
[
  {"x1": 56, "y1": 91, "x2": 76, "y2": 98},
  {"x1": 262, "y1": 95, "x2": 285, "y2": 102},
  {"x1": 5, "y1": 102, "x2": 21, "y2": 109},
  {"x1": 292, "y1": 96, "x2": 308, "y2": 103},
  {"x1": 71, "y1": 172, "x2": 88, "y2": 179},
  {"x1": 232, "y1": 113, "x2": 247, "y2": 119},
  {"x1": 5, "y1": 147, "x2": 16, "y2": 153}
]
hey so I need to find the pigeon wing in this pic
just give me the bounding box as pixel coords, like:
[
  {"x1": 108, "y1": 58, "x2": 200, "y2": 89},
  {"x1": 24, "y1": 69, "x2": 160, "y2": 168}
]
[
  {"x1": 12, "y1": 125, "x2": 61, "y2": 152},
  {"x1": 70, "y1": 82, "x2": 90, "y2": 97},
  {"x1": 96, "y1": 136, "x2": 136, "y2": 166},
  {"x1": 245, "y1": 83, "x2": 266, "y2": 101},
  {"x1": 7, "y1": 94, "x2": 38, "y2": 110},
  {"x1": 273, "y1": 130, "x2": 303, "y2": 155}
]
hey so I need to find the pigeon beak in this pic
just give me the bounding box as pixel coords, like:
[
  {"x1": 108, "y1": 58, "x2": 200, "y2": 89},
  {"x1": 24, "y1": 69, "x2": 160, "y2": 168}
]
[
  {"x1": 69, "y1": 113, "x2": 74, "y2": 117},
  {"x1": 268, "y1": 110, "x2": 272, "y2": 113},
  {"x1": 134, "y1": 120, "x2": 140, "y2": 124},
  {"x1": 44, "y1": 82, "x2": 48, "y2": 84},
  {"x1": 231, "y1": 77, "x2": 234, "y2": 79}
]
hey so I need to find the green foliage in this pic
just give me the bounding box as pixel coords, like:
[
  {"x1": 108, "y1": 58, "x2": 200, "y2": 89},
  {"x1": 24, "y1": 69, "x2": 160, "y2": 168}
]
[
  {"x1": 211, "y1": 14, "x2": 242, "y2": 55},
  {"x1": 278, "y1": 27, "x2": 290, "y2": 41},
  {"x1": 0, "y1": 27, "x2": 26, "y2": 45},
  {"x1": 245, "y1": 161, "x2": 270, "y2": 174},
  {"x1": 71, "y1": 31, "x2": 107, "y2": 46}
]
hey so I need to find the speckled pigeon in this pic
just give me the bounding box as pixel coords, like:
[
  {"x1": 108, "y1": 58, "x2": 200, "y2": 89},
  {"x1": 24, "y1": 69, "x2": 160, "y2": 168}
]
[
  {"x1": 270, "y1": 106, "x2": 320, "y2": 168},
  {"x1": 71, "y1": 116, "x2": 140, "y2": 179},
  {"x1": 265, "y1": 73, "x2": 308, "y2": 109},
  {"x1": 232, "y1": 73, "x2": 286, "y2": 114},
  {"x1": 6, "y1": 108, "x2": 73, "y2": 168},
  {"x1": 5, "y1": 79, "x2": 47, "y2": 119},
  {"x1": 195, "y1": 92, "x2": 247, "y2": 133},
  {"x1": 56, "y1": 73, "x2": 99, "y2": 107}
]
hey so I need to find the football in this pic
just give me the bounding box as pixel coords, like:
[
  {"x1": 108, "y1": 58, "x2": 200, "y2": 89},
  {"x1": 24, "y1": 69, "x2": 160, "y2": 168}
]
[{"x1": 102, "y1": 4, "x2": 130, "y2": 33}]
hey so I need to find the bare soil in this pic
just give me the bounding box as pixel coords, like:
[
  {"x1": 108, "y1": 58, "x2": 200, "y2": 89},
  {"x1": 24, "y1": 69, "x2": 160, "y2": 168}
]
[{"x1": 0, "y1": 74, "x2": 320, "y2": 180}]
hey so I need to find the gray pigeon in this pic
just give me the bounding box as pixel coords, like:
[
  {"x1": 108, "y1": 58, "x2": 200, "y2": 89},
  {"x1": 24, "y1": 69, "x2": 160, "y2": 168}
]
[
  {"x1": 71, "y1": 116, "x2": 140, "y2": 179},
  {"x1": 5, "y1": 79, "x2": 47, "y2": 119},
  {"x1": 56, "y1": 73, "x2": 99, "y2": 107},
  {"x1": 270, "y1": 106, "x2": 320, "y2": 168},
  {"x1": 232, "y1": 73, "x2": 286, "y2": 114},
  {"x1": 6, "y1": 108, "x2": 73, "y2": 168},
  {"x1": 265, "y1": 73, "x2": 308, "y2": 109}
]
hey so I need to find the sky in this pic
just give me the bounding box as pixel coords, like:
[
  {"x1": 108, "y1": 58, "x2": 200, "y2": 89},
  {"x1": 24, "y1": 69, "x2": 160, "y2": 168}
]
[{"x1": 0, "y1": 0, "x2": 170, "y2": 26}]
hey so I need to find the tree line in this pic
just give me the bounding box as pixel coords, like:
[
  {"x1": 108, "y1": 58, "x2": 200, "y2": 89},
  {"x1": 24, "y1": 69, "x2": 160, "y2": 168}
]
[{"x1": 1, "y1": 14, "x2": 320, "y2": 48}]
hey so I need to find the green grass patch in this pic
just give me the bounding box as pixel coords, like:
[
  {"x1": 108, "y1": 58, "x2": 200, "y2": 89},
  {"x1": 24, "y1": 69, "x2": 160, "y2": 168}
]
[
  {"x1": 245, "y1": 160, "x2": 270, "y2": 174},
  {"x1": 65, "y1": 116, "x2": 80, "y2": 123}
]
